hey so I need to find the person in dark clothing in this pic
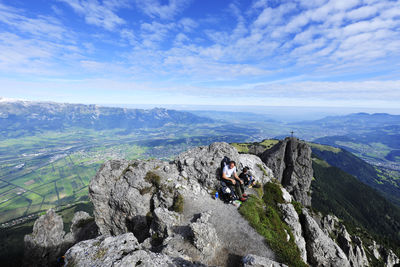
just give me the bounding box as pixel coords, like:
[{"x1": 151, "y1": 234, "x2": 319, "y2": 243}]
[
  {"x1": 239, "y1": 167, "x2": 260, "y2": 188},
  {"x1": 221, "y1": 161, "x2": 247, "y2": 201}
]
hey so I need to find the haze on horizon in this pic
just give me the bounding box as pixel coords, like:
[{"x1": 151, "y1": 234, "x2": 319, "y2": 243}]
[{"x1": 0, "y1": 0, "x2": 399, "y2": 109}]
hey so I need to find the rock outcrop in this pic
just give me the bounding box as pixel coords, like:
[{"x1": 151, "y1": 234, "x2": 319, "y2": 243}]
[
  {"x1": 260, "y1": 137, "x2": 313, "y2": 206},
  {"x1": 301, "y1": 209, "x2": 350, "y2": 267},
  {"x1": 189, "y1": 211, "x2": 220, "y2": 259},
  {"x1": 24, "y1": 140, "x2": 400, "y2": 267},
  {"x1": 24, "y1": 209, "x2": 98, "y2": 266},
  {"x1": 321, "y1": 215, "x2": 369, "y2": 267},
  {"x1": 24, "y1": 209, "x2": 66, "y2": 267},
  {"x1": 242, "y1": 254, "x2": 288, "y2": 267},
  {"x1": 278, "y1": 203, "x2": 307, "y2": 262}
]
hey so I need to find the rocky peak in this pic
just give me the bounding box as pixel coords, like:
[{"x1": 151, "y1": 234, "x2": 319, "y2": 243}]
[
  {"x1": 260, "y1": 137, "x2": 313, "y2": 206},
  {"x1": 24, "y1": 140, "x2": 397, "y2": 267}
]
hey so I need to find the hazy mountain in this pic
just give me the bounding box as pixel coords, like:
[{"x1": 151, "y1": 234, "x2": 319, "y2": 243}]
[
  {"x1": 298, "y1": 112, "x2": 400, "y2": 129},
  {"x1": 0, "y1": 99, "x2": 213, "y2": 138}
]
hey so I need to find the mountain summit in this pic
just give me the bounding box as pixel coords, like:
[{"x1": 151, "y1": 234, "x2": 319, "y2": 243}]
[{"x1": 23, "y1": 138, "x2": 399, "y2": 267}]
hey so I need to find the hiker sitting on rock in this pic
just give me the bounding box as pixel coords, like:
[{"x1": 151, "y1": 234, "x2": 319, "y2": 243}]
[
  {"x1": 222, "y1": 161, "x2": 247, "y2": 202},
  {"x1": 239, "y1": 167, "x2": 259, "y2": 188}
]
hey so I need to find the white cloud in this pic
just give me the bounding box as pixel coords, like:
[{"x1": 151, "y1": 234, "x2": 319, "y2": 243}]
[
  {"x1": 58, "y1": 0, "x2": 127, "y2": 30},
  {"x1": 135, "y1": 0, "x2": 189, "y2": 20}
]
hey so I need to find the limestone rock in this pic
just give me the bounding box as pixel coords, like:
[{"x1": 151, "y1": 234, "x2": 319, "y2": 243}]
[
  {"x1": 260, "y1": 137, "x2": 312, "y2": 206},
  {"x1": 321, "y1": 215, "x2": 369, "y2": 267},
  {"x1": 301, "y1": 209, "x2": 350, "y2": 267},
  {"x1": 89, "y1": 159, "x2": 180, "y2": 240},
  {"x1": 190, "y1": 211, "x2": 220, "y2": 259},
  {"x1": 242, "y1": 254, "x2": 288, "y2": 267},
  {"x1": 175, "y1": 142, "x2": 241, "y2": 189},
  {"x1": 23, "y1": 209, "x2": 66, "y2": 267},
  {"x1": 64, "y1": 233, "x2": 139, "y2": 266},
  {"x1": 64, "y1": 211, "x2": 98, "y2": 246},
  {"x1": 277, "y1": 203, "x2": 307, "y2": 262},
  {"x1": 150, "y1": 207, "x2": 181, "y2": 239},
  {"x1": 238, "y1": 153, "x2": 273, "y2": 184},
  {"x1": 280, "y1": 187, "x2": 292, "y2": 203}
]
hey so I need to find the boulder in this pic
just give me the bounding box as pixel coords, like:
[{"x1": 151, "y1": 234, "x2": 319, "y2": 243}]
[
  {"x1": 277, "y1": 203, "x2": 307, "y2": 262},
  {"x1": 23, "y1": 209, "x2": 66, "y2": 267},
  {"x1": 64, "y1": 233, "x2": 139, "y2": 266},
  {"x1": 150, "y1": 207, "x2": 181, "y2": 239},
  {"x1": 301, "y1": 209, "x2": 350, "y2": 267},
  {"x1": 190, "y1": 211, "x2": 220, "y2": 259},
  {"x1": 242, "y1": 254, "x2": 288, "y2": 267},
  {"x1": 260, "y1": 137, "x2": 312, "y2": 206}
]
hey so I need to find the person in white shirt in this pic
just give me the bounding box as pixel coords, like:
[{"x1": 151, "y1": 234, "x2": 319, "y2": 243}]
[{"x1": 222, "y1": 161, "x2": 247, "y2": 201}]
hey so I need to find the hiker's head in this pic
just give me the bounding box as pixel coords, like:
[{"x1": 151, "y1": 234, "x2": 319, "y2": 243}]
[
  {"x1": 229, "y1": 161, "x2": 236, "y2": 168},
  {"x1": 243, "y1": 167, "x2": 249, "y2": 173}
]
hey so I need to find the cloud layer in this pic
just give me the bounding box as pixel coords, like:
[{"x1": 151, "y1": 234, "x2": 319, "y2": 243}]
[{"x1": 0, "y1": 0, "x2": 399, "y2": 107}]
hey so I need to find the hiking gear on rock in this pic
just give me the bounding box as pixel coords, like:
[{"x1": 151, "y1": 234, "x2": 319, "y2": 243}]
[{"x1": 220, "y1": 156, "x2": 231, "y2": 177}]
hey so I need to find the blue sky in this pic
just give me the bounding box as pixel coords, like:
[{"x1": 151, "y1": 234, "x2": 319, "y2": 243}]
[{"x1": 0, "y1": 0, "x2": 399, "y2": 108}]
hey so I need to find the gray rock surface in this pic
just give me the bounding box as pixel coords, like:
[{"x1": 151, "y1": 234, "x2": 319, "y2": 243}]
[
  {"x1": 150, "y1": 207, "x2": 181, "y2": 239},
  {"x1": 301, "y1": 209, "x2": 350, "y2": 267},
  {"x1": 260, "y1": 137, "x2": 313, "y2": 206},
  {"x1": 24, "y1": 209, "x2": 66, "y2": 267},
  {"x1": 175, "y1": 142, "x2": 241, "y2": 189},
  {"x1": 89, "y1": 158, "x2": 180, "y2": 239},
  {"x1": 238, "y1": 153, "x2": 273, "y2": 184},
  {"x1": 242, "y1": 254, "x2": 288, "y2": 267},
  {"x1": 190, "y1": 211, "x2": 220, "y2": 259},
  {"x1": 64, "y1": 211, "x2": 98, "y2": 246},
  {"x1": 321, "y1": 214, "x2": 369, "y2": 267},
  {"x1": 277, "y1": 203, "x2": 307, "y2": 262}
]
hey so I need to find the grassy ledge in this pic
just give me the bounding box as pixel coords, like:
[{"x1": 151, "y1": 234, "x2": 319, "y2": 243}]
[{"x1": 239, "y1": 182, "x2": 307, "y2": 267}]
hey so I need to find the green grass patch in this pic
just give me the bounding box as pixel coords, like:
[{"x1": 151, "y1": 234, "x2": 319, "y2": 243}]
[
  {"x1": 239, "y1": 183, "x2": 307, "y2": 267},
  {"x1": 309, "y1": 143, "x2": 341, "y2": 153}
]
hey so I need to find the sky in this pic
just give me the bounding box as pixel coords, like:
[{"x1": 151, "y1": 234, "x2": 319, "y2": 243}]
[{"x1": 0, "y1": 0, "x2": 400, "y2": 109}]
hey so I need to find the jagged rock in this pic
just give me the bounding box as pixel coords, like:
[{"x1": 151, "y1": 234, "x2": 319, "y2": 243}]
[
  {"x1": 384, "y1": 249, "x2": 400, "y2": 267},
  {"x1": 242, "y1": 254, "x2": 288, "y2": 267},
  {"x1": 368, "y1": 240, "x2": 399, "y2": 267},
  {"x1": 238, "y1": 153, "x2": 274, "y2": 184},
  {"x1": 64, "y1": 233, "x2": 139, "y2": 266},
  {"x1": 321, "y1": 215, "x2": 369, "y2": 267},
  {"x1": 64, "y1": 211, "x2": 98, "y2": 246},
  {"x1": 190, "y1": 211, "x2": 220, "y2": 259},
  {"x1": 89, "y1": 159, "x2": 180, "y2": 240},
  {"x1": 260, "y1": 137, "x2": 312, "y2": 206},
  {"x1": 301, "y1": 209, "x2": 350, "y2": 267},
  {"x1": 150, "y1": 207, "x2": 181, "y2": 239},
  {"x1": 65, "y1": 233, "x2": 202, "y2": 267},
  {"x1": 277, "y1": 203, "x2": 307, "y2": 262},
  {"x1": 24, "y1": 209, "x2": 66, "y2": 267},
  {"x1": 175, "y1": 142, "x2": 241, "y2": 189}
]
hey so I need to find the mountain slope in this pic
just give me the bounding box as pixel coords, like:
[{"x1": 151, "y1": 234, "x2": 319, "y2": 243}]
[
  {"x1": 232, "y1": 139, "x2": 400, "y2": 253},
  {"x1": 0, "y1": 100, "x2": 213, "y2": 138},
  {"x1": 310, "y1": 143, "x2": 400, "y2": 206},
  {"x1": 311, "y1": 156, "x2": 400, "y2": 255}
]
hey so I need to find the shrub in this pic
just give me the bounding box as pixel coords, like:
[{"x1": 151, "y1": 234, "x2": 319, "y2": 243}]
[
  {"x1": 145, "y1": 171, "x2": 161, "y2": 188},
  {"x1": 172, "y1": 193, "x2": 184, "y2": 213}
]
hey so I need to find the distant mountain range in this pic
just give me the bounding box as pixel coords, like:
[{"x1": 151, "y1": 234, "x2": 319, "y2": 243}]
[
  {"x1": 0, "y1": 99, "x2": 213, "y2": 138},
  {"x1": 297, "y1": 112, "x2": 400, "y2": 129}
]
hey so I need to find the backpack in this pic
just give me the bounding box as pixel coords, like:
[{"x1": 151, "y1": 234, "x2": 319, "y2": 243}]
[
  {"x1": 220, "y1": 156, "x2": 231, "y2": 177},
  {"x1": 219, "y1": 181, "x2": 237, "y2": 203}
]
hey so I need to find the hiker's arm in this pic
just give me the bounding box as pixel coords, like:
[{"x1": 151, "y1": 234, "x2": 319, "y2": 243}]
[
  {"x1": 234, "y1": 172, "x2": 243, "y2": 184},
  {"x1": 222, "y1": 172, "x2": 236, "y2": 184}
]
